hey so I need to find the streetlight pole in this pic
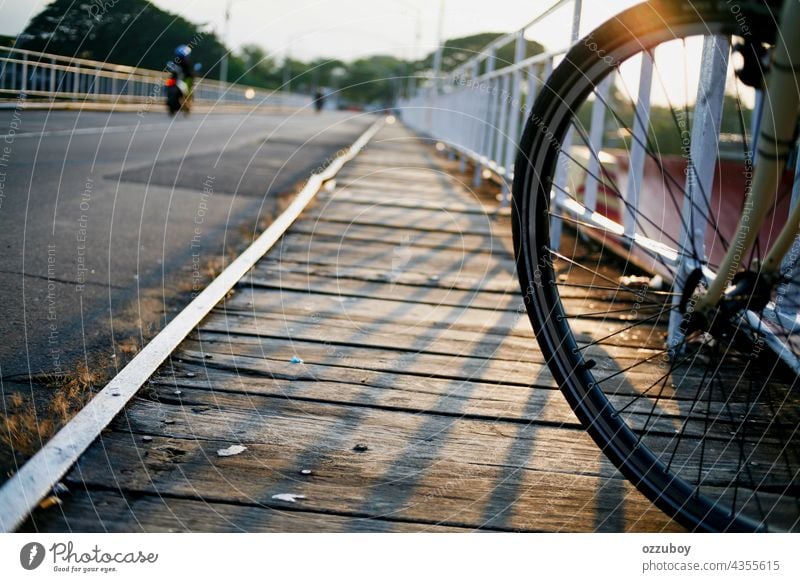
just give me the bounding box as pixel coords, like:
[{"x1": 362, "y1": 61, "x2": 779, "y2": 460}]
[
  {"x1": 283, "y1": 36, "x2": 295, "y2": 92},
  {"x1": 426, "y1": 0, "x2": 445, "y2": 133},
  {"x1": 389, "y1": 0, "x2": 423, "y2": 96},
  {"x1": 431, "y1": 0, "x2": 445, "y2": 91},
  {"x1": 220, "y1": 0, "x2": 233, "y2": 84}
]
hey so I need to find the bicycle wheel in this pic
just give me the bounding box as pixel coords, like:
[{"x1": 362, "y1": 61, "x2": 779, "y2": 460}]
[{"x1": 513, "y1": 0, "x2": 800, "y2": 531}]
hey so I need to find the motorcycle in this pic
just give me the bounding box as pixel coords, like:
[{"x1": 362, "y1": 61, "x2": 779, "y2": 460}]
[{"x1": 165, "y1": 63, "x2": 190, "y2": 116}]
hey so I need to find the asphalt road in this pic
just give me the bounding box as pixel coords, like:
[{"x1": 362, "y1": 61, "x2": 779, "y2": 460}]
[{"x1": 0, "y1": 106, "x2": 374, "y2": 382}]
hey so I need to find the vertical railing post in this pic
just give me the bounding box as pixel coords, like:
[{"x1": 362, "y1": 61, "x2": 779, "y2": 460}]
[
  {"x1": 582, "y1": 76, "x2": 612, "y2": 213},
  {"x1": 0, "y1": 50, "x2": 6, "y2": 90},
  {"x1": 457, "y1": 68, "x2": 470, "y2": 172},
  {"x1": 526, "y1": 59, "x2": 547, "y2": 118},
  {"x1": 501, "y1": 30, "x2": 528, "y2": 205},
  {"x1": 623, "y1": 52, "x2": 654, "y2": 239},
  {"x1": 455, "y1": 70, "x2": 469, "y2": 169},
  {"x1": 49, "y1": 59, "x2": 56, "y2": 95},
  {"x1": 484, "y1": 72, "x2": 503, "y2": 180},
  {"x1": 493, "y1": 73, "x2": 511, "y2": 173},
  {"x1": 468, "y1": 60, "x2": 481, "y2": 168},
  {"x1": 473, "y1": 48, "x2": 496, "y2": 187},
  {"x1": 550, "y1": 0, "x2": 582, "y2": 250},
  {"x1": 20, "y1": 53, "x2": 28, "y2": 94},
  {"x1": 667, "y1": 35, "x2": 729, "y2": 350},
  {"x1": 10, "y1": 52, "x2": 17, "y2": 92},
  {"x1": 679, "y1": 36, "x2": 729, "y2": 262}
]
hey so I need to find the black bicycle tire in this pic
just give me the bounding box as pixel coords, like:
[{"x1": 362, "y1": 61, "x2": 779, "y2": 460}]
[{"x1": 512, "y1": 0, "x2": 783, "y2": 532}]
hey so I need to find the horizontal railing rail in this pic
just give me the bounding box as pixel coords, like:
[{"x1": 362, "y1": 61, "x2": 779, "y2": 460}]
[{"x1": 0, "y1": 45, "x2": 310, "y2": 108}]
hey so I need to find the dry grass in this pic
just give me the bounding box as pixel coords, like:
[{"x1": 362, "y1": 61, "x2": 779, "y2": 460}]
[
  {"x1": 117, "y1": 337, "x2": 140, "y2": 356},
  {"x1": 1, "y1": 362, "x2": 98, "y2": 457}
]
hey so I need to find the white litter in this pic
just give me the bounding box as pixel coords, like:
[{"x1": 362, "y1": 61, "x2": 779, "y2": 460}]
[
  {"x1": 217, "y1": 445, "x2": 247, "y2": 457},
  {"x1": 271, "y1": 493, "x2": 306, "y2": 503},
  {"x1": 650, "y1": 275, "x2": 664, "y2": 290}
]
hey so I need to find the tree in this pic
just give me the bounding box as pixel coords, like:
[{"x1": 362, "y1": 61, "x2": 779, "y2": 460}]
[
  {"x1": 18, "y1": 0, "x2": 241, "y2": 80},
  {"x1": 339, "y1": 55, "x2": 408, "y2": 106},
  {"x1": 238, "y1": 44, "x2": 284, "y2": 88}
]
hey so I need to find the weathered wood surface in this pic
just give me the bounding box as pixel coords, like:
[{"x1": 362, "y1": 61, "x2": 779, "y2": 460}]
[{"x1": 22, "y1": 124, "x2": 684, "y2": 532}]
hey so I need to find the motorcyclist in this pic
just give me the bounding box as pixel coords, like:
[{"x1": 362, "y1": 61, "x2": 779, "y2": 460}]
[{"x1": 173, "y1": 44, "x2": 195, "y2": 102}]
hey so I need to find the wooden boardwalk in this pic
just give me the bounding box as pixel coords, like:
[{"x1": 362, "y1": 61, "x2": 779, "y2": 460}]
[{"x1": 23, "y1": 123, "x2": 682, "y2": 532}]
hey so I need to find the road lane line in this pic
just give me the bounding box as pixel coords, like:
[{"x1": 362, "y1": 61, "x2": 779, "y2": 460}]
[{"x1": 0, "y1": 118, "x2": 239, "y2": 140}]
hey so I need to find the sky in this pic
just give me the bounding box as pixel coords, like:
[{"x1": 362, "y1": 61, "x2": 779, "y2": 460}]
[
  {"x1": 0, "y1": 0, "x2": 640, "y2": 62},
  {"x1": 0, "y1": 0, "x2": 729, "y2": 107}
]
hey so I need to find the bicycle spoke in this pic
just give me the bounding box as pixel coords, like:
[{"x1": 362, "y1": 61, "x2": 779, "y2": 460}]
[
  {"x1": 575, "y1": 310, "x2": 669, "y2": 351},
  {"x1": 556, "y1": 281, "x2": 679, "y2": 298},
  {"x1": 547, "y1": 246, "x2": 670, "y2": 302},
  {"x1": 570, "y1": 303, "x2": 667, "y2": 319}
]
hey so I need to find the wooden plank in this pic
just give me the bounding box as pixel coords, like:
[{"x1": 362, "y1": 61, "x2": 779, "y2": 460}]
[
  {"x1": 255, "y1": 258, "x2": 521, "y2": 294},
  {"x1": 252, "y1": 255, "x2": 659, "y2": 306},
  {"x1": 300, "y1": 203, "x2": 500, "y2": 236},
  {"x1": 184, "y1": 334, "x2": 553, "y2": 389},
  {"x1": 270, "y1": 238, "x2": 517, "y2": 276},
  {"x1": 23, "y1": 490, "x2": 466, "y2": 533},
  {"x1": 199, "y1": 304, "x2": 663, "y2": 367},
  {"x1": 200, "y1": 307, "x2": 536, "y2": 361},
  {"x1": 222, "y1": 286, "x2": 670, "y2": 351},
  {"x1": 154, "y1": 354, "x2": 784, "y2": 440},
  {"x1": 242, "y1": 268, "x2": 666, "y2": 324},
  {"x1": 286, "y1": 221, "x2": 505, "y2": 253},
  {"x1": 324, "y1": 188, "x2": 487, "y2": 213},
  {"x1": 335, "y1": 174, "x2": 466, "y2": 192},
  {"x1": 152, "y1": 359, "x2": 577, "y2": 425}
]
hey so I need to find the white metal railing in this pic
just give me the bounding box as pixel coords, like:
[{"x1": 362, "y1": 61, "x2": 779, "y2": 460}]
[
  {"x1": 398, "y1": 1, "x2": 800, "y2": 370},
  {"x1": 0, "y1": 45, "x2": 310, "y2": 109}
]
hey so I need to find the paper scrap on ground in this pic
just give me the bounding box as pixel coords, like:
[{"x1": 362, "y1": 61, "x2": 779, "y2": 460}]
[
  {"x1": 271, "y1": 493, "x2": 307, "y2": 503},
  {"x1": 217, "y1": 445, "x2": 247, "y2": 457}
]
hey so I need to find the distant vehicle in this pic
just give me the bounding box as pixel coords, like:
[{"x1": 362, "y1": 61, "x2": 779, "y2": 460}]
[{"x1": 313, "y1": 89, "x2": 325, "y2": 113}]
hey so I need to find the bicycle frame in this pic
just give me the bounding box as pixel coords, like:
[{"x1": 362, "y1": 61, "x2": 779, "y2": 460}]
[{"x1": 695, "y1": 0, "x2": 800, "y2": 311}]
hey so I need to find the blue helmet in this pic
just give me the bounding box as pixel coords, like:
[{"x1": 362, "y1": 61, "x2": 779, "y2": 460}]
[{"x1": 175, "y1": 44, "x2": 192, "y2": 58}]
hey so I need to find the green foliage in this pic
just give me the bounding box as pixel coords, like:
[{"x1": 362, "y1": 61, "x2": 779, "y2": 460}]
[
  {"x1": 19, "y1": 0, "x2": 238, "y2": 79},
  {"x1": 238, "y1": 44, "x2": 284, "y2": 88},
  {"x1": 339, "y1": 56, "x2": 409, "y2": 105}
]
